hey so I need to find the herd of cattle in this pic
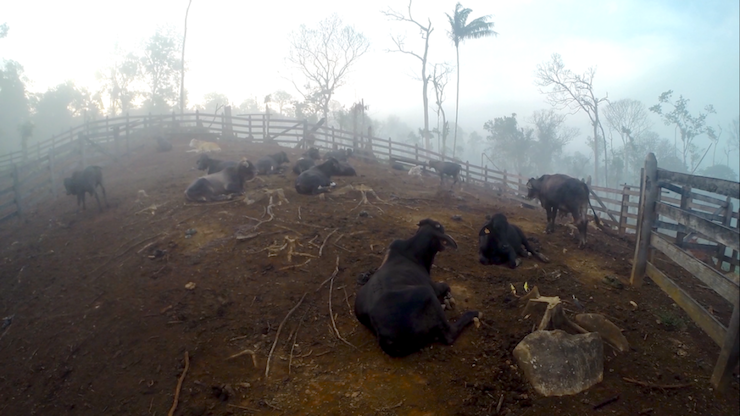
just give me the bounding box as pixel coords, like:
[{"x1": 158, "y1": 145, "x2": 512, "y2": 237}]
[{"x1": 61, "y1": 140, "x2": 602, "y2": 356}]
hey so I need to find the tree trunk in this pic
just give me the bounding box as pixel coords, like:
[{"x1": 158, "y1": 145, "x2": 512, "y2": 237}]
[
  {"x1": 592, "y1": 122, "x2": 600, "y2": 186},
  {"x1": 452, "y1": 46, "x2": 460, "y2": 158},
  {"x1": 180, "y1": 0, "x2": 193, "y2": 114}
]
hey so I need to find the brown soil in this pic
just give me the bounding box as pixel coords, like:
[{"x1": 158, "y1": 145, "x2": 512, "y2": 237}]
[{"x1": 0, "y1": 139, "x2": 737, "y2": 416}]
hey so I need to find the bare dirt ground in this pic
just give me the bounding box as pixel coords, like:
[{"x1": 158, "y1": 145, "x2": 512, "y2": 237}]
[{"x1": 0, "y1": 138, "x2": 737, "y2": 416}]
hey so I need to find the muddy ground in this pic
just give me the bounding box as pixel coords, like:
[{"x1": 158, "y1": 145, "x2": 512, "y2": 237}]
[{"x1": 0, "y1": 138, "x2": 737, "y2": 416}]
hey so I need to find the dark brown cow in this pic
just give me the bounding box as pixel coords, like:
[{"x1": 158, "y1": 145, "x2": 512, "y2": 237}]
[
  {"x1": 185, "y1": 159, "x2": 256, "y2": 202},
  {"x1": 526, "y1": 174, "x2": 600, "y2": 248},
  {"x1": 427, "y1": 160, "x2": 462, "y2": 186}
]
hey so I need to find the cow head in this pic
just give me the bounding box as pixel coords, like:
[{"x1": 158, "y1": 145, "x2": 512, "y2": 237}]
[
  {"x1": 345, "y1": 148, "x2": 354, "y2": 158},
  {"x1": 318, "y1": 157, "x2": 342, "y2": 176},
  {"x1": 526, "y1": 177, "x2": 541, "y2": 199},
  {"x1": 63, "y1": 177, "x2": 75, "y2": 195},
  {"x1": 273, "y1": 151, "x2": 290, "y2": 164},
  {"x1": 237, "y1": 159, "x2": 257, "y2": 181},
  {"x1": 417, "y1": 219, "x2": 457, "y2": 251},
  {"x1": 304, "y1": 147, "x2": 320, "y2": 160},
  {"x1": 196, "y1": 153, "x2": 211, "y2": 171},
  {"x1": 478, "y1": 213, "x2": 511, "y2": 265}
]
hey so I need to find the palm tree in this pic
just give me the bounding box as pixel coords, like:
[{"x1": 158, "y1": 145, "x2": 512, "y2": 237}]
[{"x1": 446, "y1": 3, "x2": 496, "y2": 158}]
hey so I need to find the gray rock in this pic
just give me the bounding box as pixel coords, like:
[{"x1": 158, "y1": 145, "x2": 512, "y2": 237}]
[
  {"x1": 513, "y1": 330, "x2": 603, "y2": 396},
  {"x1": 575, "y1": 313, "x2": 630, "y2": 353}
]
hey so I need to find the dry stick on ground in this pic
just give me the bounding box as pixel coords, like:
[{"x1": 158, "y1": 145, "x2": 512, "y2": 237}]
[
  {"x1": 89, "y1": 233, "x2": 168, "y2": 279},
  {"x1": 227, "y1": 404, "x2": 260, "y2": 412},
  {"x1": 167, "y1": 351, "x2": 189, "y2": 416},
  {"x1": 289, "y1": 307, "x2": 310, "y2": 375},
  {"x1": 329, "y1": 262, "x2": 358, "y2": 350},
  {"x1": 265, "y1": 292, "x2": 307, "y2": 378},
  {"x1": 316, "y1": 256, "x2": 340, "y2": 293},
  {"x1": 342, "y1": 287, "x2": 353, "y2": 318},
  {"x1": 622, "y1": 377, "x2": 692, "y2": 389},
  {"x1": 298, "y1": 206, "x2": 302, "y2": 221},
  {"x1": 244, "y1": 197, "x2": 276, "y2": 231},
  {"x1": 226, "y1": 349, "x2": 258, "y2": 368},
  {"x1": 279, "y1": 259, "x2": 311, "y2": 271},
  {"x1": 319, "y1": 229, "x2": 338, "y2": 257},
  {"x1": 182, "y1": 198, "x2": 242, "y2": 207}
]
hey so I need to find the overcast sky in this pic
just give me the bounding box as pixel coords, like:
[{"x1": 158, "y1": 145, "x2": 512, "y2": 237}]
[{"x1": 2, "y1": 0, "x2": 739, "y2": 162}]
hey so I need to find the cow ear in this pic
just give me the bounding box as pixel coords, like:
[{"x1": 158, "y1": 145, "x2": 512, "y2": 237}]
[{"x1": 484, "y1": 228, "x2": 490, "y2": 234}]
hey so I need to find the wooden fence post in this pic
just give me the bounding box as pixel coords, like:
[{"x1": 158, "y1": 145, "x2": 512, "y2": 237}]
[
  {"x1": 484, "y1": 165, "x2": 489, "y2": 188},
  {"x1": 630, "y1": 153, "x2": 659, "y2": 286},
  {"x1": 503, "y1": 170, "x2": 508, "y2": 190},
  {"x1": 302, "y1": 120, "x2": 308, "y2": 150},
  {"x1": 415, "y1": 144, "x2": 419, "y2": 162},
  {"x1": 388, "y1": 137, "x2": 392, "y2": 160},
  {"x1": 331, "y1": 127, "x2": 336, "y2": 149},
  {"x1": 710, "y1": 302, "x2": 740, "y2": 390},
  {"x1": 675, "y1": 185, "x2": 691, "y2": 245},
  {"x1": 619, "y1": 185, "x2": 630, "y2": 235},
  {"x1": 12, "y1": 163, "x2": 22, "y2": 217},
  {"x1": 715, "y1": 197, "x2": 733, "y2": 270},
  {"x1": 125, "y1": 112, "x2": 131, "y2": 159},
  {"x1": 48, "y1": 150, "x2": 57, "y2": 199},
  {"x1": 36, "y1": 142, "x2": 40, "y2": 161},
  {"x1": 196, "y1": 109, "x2": 201, "y2": 128},
  {"x1": 79, "y1": 135, "x2": 87, "y2": 169},
  {"x1": 465, "y1": 161, "x2": 470, "y2": 183}
]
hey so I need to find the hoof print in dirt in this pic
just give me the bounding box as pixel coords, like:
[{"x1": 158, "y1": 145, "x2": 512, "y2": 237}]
[
  {"x1": 358, "y1": 211, "x2": 369, "y2": 218},
  {"x1": 211, "y1": 384, "x2": 234, "y2": 401}
]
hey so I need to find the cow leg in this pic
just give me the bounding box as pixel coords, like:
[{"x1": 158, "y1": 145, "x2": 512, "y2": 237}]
[
  {"x1": 91, "y1": 189, "x2": 103, "y2": 212},
  {"x1": 98, "y1": 182, "x2": 109, "y2": 207},
  {"x1": 545, "y1": 206, "x2": 556, "y2": 234},
  {"x1": 439, "y1": 311, "x2": 480, "y2": 345},
  {"x1": 80, "y1": 192, "x2": 87, "y2": 211},
  {"x1": 431, "y1": 282, "x2": 451, "y2": 301},
  {"x1": 504, "y1": 245, "x2": 521, "y2": 269}
]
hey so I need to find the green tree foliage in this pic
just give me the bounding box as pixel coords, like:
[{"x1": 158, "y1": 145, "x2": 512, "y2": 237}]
[
  {"x1": 557, "y1": 151, "x2": 592, "y2": 181},
  {"x1": 649, "y1": 90, "x2": 715, "y2": 171},
  {"x1": 30, "y1": 82, "x2": 102, "y2": 144},
  {"x1": 197, "y1": 92, "x2": 230, "y2": 113},
  {"x1": 699, "y1": 164, "x2": 738, "y2": 181},
  {"x1": 446, "y1": 2, "x2": 496, "y2": 157},
  {"x1": 484, "y1": 114, "x2": 534, "y2": 175},
  {"x1": 271, "y1": 90, "x2": 293, "y2": 116},
  {"x1": 97, "y1": 49, "x2": 140, "y2": 115},
  {"x1": 0, "y1": 60, "x2": 30, "y2": 152},
  {"x1": 287, "y1": 14, "x2": 369, "y2": 122},
  {"x1": 530, "y1": 109, "x2": 578, "y2": 174},
  {"x1": 141, "y1": 29, "x2": 182, "y2": 112}
]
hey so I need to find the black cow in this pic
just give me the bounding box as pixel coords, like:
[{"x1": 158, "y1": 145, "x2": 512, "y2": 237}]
[
  {"x1": 64, "y1": 166, "x2": 109, "y2": 212},
  {"x1": 256, "y1": 151, "x2": 290, "y2": 175},
  {"x1": 196, "y1": 154, "x2": 236, "y2": 174},
  {"x1": 324, "y1": 148, "x2": 353, "y2": 162},
  {"x1": 155, "y1": 136, "x2": 172, "y2": 152},
  {"x1": 292, "y1": 158, "x2": 315, "y2": 175},
  {"x1": 303, "y1": 147, "x2": 320, "y2": 160},
  {"x1": 478, "y1": 213, "x2": 550, "y2": 268},
  {"x1": 526, "y1": 174, "x2": 600, "y2": 248},
  {"x1": 335, "y1": 161, "x2": 357, "y2": 176},
  {"x1": 295, "y1": 158, "x2": 342, "y2": 195},
  {"x1": 355, "y1": 219, "x2": 480, "y2": 357},
  {"x1": 185, "y1": 159, "x2": 256, "y2": 202},
  {"x1": 427, "y1": 160, "x2": 462, "y2": 186}
]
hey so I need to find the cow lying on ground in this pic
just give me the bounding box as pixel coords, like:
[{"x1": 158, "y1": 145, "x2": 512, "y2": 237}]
[
  {"x1": 427, "y1": 160, "x2": 462, "y2": 186},
  {"x1": 196, "y1": 154, "x2": 236, "y2": 174},
  {"x1": 292, "y1": 158, "x2": 315, "y2": 175},
  {"x1": 478, "y1": 213, "x2": 550, "y2": 268},
  {"x1": 324, "y1": 148, "x2": 353, "y2": 162},
  {"x1": 295, "y1": 158, "x2": 342, "y2": 195},
  {"x1": 303, "y1": 147, "x2": 320, "y2": 160},
  {"x1": 335, "y1": 161, "x2": 357, "y2": 176},
  {"x1": 526, "y1": 173, "x2": 600, "y2": 248},
  {"x1": 64, "y1": 166, "x2": 109, "y2": 212},
  {"x1": 256, "y1": 151, "x2": 290, "y2": 175},
  {"x1": 187, "y1": 139, "x2": 221, "y2": 153},
  {"x1": 355, "y1": 219, "x2": 480, "y2": 357},
  {"x1": 184, "y1": 159, "x2": 256, "y2": 202},
  {"x1": 155, "y1": 136, "x2": 172, "y2": 152}
]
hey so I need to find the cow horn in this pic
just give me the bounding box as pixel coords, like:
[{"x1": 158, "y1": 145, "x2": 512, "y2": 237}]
[{"x1": 440, "y1": 233, "x2": 458, "y2": 250}]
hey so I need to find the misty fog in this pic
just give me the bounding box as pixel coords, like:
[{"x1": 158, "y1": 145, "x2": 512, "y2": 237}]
[{"x1": 1, "y1": 0, "x2": 738, "y2": 187}]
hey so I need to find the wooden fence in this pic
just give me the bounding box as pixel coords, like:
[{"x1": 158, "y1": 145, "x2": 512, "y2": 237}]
[
  {"x1": 630, "y1": 152, "x2": 740, "y2": 390},
  {"x1": 0, "y1": 113, "x2": 738, "y2": 274}
]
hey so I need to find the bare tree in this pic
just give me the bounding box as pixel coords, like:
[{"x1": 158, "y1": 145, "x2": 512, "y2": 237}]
[
  {"x1": 180, "y1": 0, "x2": 193, "y2": 114},
  {"x1": 603, "y1": 99, "x2": 651, "y2": 176},
  {"x1": 431, "y1": 63, "x2": 453, "y2": 155},
  {"x1": 287, "y1": 14, "x2": 369, "y2": 123},
  {"x1": 723, "y1": 116, "x2": 739, "y2": 167},
  {"x1": 649, "y1": 90, "x2": 716, "y2": 172},
  {"x1": 535, "y1": 53, "x2": 609, "y2": 185},
  {"x1": 382, "y1": 0, "x2": 433, "y2": 151}
]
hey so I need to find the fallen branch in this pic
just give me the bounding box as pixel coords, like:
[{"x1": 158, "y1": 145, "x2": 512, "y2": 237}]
[
  {"x1": 374, "y1": 400, "x2": 404, "y2": 412},
  {"x1": 592, "y1": 394, "x2": 619, "y2": 410},
  {"x1": 329, "y1": 260, "x2": 358, "y2": 350},
  {"x1": 622, "y1": 377, "x2": 692, "y2": 390},
  {"x1": 89, "y1": 233, "x2": 168, "y2": 279},
  {"x1": 298, "y1": 206, "x2": 302, "y2": 221},
  {"x1": 265, "y1": 292, "x2": 307, "y2": 378},
  {"x1": 226, "y1": 349, "x2": 258, "y2": 368},
  {"x1": 227, "y1": 404, "x2": 260, "y2": 412},
  {"x1": 316, "y1": 256, "x2": 340, "y2": 293},
  {"x1": 279, "y1": 259, "x2": 311, "y2": 271},
  {"x1": 167, "y1": 351, "x2": 189, "y2": 416},
  {"x1": 289, "y1": 308, "x2": 310, "y2": 375},
  {"x1": 319, "y1": 229, "x2": 339, "y2": 257}
]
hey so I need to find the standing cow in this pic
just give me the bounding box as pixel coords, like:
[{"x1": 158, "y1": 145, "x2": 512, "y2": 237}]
[
  {"x1": 526, "y1": 174, "x2": 600, "y2": 248},
  {"x1": 64, "y1": 166, "x2": 109, "y2": 212}
]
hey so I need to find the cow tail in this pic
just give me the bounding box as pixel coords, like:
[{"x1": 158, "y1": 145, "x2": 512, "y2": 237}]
[{"x1": 584, "y1": 183, "x2": 601, "y2": 225}]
